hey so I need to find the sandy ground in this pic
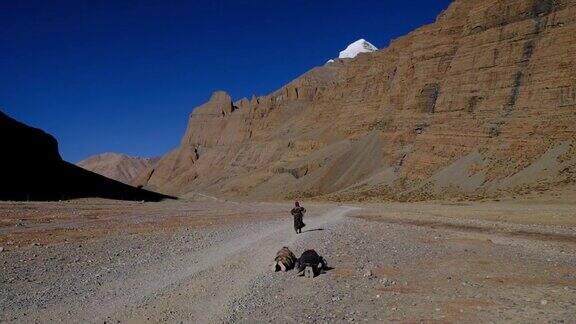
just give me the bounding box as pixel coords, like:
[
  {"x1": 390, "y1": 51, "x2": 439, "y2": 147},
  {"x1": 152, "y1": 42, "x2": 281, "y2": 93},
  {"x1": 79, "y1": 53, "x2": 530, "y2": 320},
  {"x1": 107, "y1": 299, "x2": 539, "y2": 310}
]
[{"x1": 0, "y1": 198, "x2": 575, "y2": 323}]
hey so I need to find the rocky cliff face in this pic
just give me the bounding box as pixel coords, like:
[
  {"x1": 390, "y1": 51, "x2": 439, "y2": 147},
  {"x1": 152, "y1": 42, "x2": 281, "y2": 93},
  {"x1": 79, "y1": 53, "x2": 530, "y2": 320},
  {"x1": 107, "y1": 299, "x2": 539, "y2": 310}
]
[
  {"x1": 0, "y1": 111, "x2": 170, "y2": 201},
  {"x1": 77, "y1": 153, "x2": 157, "y2": 185},
  {"x1": 138, "y1": 0, "x2": 576, "y2": 201}
]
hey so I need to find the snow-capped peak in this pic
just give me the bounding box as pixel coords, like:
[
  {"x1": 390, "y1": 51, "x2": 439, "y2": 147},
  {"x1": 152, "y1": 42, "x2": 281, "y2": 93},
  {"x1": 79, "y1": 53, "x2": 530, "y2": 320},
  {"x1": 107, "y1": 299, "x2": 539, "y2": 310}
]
[{"x1": 338, "y1": 39, "x2": 378, "y2": 59}]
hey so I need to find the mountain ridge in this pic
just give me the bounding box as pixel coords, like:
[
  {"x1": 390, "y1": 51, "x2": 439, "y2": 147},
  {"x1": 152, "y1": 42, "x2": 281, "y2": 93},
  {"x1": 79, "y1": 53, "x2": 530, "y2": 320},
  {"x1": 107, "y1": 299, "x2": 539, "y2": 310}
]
[
  {"x1": 130, "y1": 0, "x2": 576, "y2": 201},
  {"x1": 77, "y1": 152, "x2": 158, "y2": 185}
]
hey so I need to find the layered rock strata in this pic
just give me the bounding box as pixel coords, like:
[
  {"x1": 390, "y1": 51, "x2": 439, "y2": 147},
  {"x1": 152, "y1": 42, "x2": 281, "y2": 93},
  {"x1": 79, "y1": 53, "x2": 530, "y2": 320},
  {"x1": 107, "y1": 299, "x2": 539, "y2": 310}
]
[{"x1": 137, "y1": 0, "x2": 576, "y2": 201}]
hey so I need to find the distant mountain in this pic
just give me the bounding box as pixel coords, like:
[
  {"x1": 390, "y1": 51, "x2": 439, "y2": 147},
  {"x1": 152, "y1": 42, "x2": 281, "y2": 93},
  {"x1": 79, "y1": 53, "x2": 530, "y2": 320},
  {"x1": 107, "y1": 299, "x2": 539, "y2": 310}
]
[
  {"x1": 338, "y1": 39, "x2": 378, "y2": 59},
  {"x1": 326, "y1": 38, "x2": 378, "y2": 64},
  {"x1": 78, "y1": 153, "x2": 157, "y2": 185},
  {"x1": 0, "y1": 111, "x2": 171, "y2": 201}
]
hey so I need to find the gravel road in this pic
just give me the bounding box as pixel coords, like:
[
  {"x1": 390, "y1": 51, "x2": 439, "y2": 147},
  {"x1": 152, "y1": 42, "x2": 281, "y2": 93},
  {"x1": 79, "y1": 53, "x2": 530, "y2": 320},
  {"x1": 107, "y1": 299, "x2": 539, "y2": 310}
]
[
  {"x1": 1, "y1": 200, "x2": 575, "y2": 323},
  {"x1": 1, "y1": 203, "x2": 353, "y2": 322}
]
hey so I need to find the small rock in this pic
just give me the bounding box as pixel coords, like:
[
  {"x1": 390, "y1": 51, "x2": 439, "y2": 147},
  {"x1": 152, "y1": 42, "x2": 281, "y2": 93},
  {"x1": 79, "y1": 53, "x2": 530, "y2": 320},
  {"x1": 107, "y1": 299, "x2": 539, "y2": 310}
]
[
  {"x1": 380, "y1": 278, "x2": 394, "y2": 287},
  {"x1": 0, "y1": 247, "x2": 4, "y2": 252},
  {"x1": 541, "y1": 299, "x2": 548, "y2": 306},
  {"x1": 364, "y1": 269, "x2": 372, "y2": 277}
]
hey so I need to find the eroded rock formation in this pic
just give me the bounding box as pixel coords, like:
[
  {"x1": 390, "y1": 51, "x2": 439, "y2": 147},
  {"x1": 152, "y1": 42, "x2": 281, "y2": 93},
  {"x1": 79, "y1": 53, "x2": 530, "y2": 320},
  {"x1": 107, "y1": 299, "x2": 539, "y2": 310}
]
[{"x1": 138, "y1": 0, "x2": 576, "y2": 201}]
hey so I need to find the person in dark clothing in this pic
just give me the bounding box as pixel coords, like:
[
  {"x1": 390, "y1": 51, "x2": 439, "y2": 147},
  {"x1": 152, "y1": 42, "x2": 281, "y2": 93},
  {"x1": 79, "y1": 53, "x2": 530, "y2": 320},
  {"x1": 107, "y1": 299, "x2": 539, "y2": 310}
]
[
  {"x1": 295, "y1": 249, "x2": 327, "y2": 278},
  {"x1": 291, "y1": 201, "x2": 306, "y2": 234}
]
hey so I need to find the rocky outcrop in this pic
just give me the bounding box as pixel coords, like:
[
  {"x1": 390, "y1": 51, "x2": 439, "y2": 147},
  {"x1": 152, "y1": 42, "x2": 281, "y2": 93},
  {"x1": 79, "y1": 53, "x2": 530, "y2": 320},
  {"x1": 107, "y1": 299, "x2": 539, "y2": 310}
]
[
  {"x1": 0, "y1": 111, "x2": 171, "y2": 201},
  {"x1": 138, "y1": 0, "x2": 576, "y2": 201},
  {"x1": 77, "y1": 153, "x2": 157, "y2": 185}
]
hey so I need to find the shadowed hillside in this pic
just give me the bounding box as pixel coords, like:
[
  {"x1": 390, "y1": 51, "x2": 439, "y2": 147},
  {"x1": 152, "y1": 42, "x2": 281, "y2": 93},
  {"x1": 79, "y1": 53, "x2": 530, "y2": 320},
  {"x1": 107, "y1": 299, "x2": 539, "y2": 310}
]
[{"x1": 0, "y1": 111, "x2": 172, "y2": 201}]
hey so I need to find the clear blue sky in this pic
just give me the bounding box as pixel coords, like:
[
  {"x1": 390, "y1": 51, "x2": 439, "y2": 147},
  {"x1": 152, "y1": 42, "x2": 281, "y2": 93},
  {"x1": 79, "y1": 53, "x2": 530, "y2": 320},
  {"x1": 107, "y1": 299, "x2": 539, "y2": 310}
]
[{"x1": 1, "y1": 0, "x2": 452, "y2": 163}]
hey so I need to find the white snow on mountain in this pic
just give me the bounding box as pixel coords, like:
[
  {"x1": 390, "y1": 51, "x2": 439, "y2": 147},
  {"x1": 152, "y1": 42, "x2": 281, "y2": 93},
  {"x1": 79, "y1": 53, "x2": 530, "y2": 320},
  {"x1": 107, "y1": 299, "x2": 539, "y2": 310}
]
[{"x1": 338, "y1": 39, "x2": 378, "y2": 59}]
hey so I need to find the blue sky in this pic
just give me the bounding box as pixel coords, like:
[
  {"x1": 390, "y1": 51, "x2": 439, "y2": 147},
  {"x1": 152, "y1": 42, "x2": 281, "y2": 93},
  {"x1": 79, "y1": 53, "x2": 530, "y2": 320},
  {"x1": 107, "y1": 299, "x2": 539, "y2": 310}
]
[{"x1": 1, "y1": 0, "x2": 452, "y2": 162}]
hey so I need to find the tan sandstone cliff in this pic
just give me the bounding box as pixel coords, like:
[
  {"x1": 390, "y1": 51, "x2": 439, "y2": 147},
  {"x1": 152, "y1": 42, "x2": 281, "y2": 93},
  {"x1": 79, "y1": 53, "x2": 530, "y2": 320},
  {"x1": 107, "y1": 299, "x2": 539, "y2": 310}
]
[{"x1": 136, "y1": 0, "x2": 576, "y2": 201}]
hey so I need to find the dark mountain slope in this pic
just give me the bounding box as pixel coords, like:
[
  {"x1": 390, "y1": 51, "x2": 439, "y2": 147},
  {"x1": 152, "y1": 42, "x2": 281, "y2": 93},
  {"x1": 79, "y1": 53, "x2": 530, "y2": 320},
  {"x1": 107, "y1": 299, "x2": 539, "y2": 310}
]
[{"x1": 0, "y1": 111, "x2": 172, "y2": 201}]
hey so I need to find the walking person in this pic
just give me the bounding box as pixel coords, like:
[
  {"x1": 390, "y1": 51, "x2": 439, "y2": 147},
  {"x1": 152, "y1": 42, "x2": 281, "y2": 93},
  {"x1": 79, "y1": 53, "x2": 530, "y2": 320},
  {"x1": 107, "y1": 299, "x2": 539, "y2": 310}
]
[{"x1": 291, "y1": 201, "x2": 306, "y2": 234}]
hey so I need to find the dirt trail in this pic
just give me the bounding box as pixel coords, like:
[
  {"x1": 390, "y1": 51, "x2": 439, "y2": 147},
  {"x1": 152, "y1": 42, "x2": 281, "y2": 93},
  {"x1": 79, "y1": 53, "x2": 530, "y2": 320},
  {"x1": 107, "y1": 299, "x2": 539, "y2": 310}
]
[
  {"x1": 117, "y1": 205, "x2": 357, "y2": 323},
  {"x1": 4, "y1": 205, "x2": 356, "y2": 323}
]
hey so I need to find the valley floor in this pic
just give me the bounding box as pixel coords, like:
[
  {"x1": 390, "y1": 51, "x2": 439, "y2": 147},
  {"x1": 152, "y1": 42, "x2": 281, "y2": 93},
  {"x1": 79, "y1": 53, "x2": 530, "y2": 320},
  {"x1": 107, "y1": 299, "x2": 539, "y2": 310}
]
[{"x1": 0, "y1": 197, "x2": 575, "y2": 323}]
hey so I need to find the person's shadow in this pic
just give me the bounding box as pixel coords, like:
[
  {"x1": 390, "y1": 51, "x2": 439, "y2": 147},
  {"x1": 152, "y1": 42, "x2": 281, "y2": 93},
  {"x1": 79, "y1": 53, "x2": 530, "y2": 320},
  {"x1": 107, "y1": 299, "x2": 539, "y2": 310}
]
[
  {"x1": 302, "y1": 228, "x2": 325, "y2": 233},
  {"x1": 319, "y1": 266, "x2": 335, "y2": 273},
  {"x1": 295, "y1": 265, "x2": 335, "y2": 277}
]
